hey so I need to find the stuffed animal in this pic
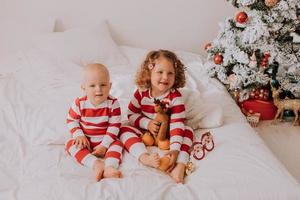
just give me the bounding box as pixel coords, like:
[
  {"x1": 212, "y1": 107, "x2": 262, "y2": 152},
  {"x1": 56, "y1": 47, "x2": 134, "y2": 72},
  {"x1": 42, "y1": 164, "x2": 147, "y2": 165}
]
[
  {"x1": 142, "y1": 98, "x2": 170, "y2": 150},
  {"x1": 158, "y1": 156, "x2": 171, "y2": 171}
]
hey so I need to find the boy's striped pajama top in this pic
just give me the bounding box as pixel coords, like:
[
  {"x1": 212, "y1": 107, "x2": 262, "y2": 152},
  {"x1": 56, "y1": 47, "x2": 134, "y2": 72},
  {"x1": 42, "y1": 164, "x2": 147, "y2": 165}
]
[{"x1": 65, "y1": 95, "x2": 123, "y2": 169}]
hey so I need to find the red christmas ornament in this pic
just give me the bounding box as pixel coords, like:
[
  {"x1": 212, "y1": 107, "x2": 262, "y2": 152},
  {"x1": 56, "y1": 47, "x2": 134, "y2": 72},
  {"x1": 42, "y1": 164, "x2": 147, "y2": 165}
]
[
  {"x1": 260, "y1": 52, "x2": 270, "y2": 68},
  {"x1": 214, "y1": 54, "x2": 223, "y2": 65},
  {"x1": 264, "y1": 52, "x2": 270, "y2": 58},
  {"x1": 262, "y1": 64, "x2": 268, "y2": 68},
  {"x1": 236, "y1": 12, "x2": 248, "y2": 24},
  {"x1": 204, "y1": 43, "x2": 212, "y2": 51},
  {"x1": 249, "y1": 88, "x2": 270, "y2": 101}
]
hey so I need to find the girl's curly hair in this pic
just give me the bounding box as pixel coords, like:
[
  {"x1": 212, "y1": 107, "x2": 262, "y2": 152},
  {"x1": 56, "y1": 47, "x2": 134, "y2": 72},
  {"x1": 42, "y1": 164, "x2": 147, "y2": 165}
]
[{"x1": 135, "y1": 50, "x2": 186, "y2": 89}]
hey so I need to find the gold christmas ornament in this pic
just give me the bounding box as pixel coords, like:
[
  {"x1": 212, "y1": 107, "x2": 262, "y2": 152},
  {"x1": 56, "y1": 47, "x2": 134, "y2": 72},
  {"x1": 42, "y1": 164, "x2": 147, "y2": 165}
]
[
  {"x1": 265, "y1": 0, "x2": 279, "y2": 7},
  {"x1": 232, "y1": 89, "x2": 240, "y2": 101},
  {"x1": 185, "y1": 161, "x2": 195, "y2": 176}
]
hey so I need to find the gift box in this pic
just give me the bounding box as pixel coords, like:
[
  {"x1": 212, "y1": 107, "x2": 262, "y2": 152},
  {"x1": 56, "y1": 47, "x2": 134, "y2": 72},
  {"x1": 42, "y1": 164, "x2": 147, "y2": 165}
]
[
  {"x1": 240, "y1": 99, "x2": 277, "y2": 120},
  {"x1": 246, "y1": 112, "x2": 261, "y2": 127}
]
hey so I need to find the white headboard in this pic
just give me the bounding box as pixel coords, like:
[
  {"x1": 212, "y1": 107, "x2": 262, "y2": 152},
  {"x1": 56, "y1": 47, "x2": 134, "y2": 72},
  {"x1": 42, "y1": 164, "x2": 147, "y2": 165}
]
[{"x1": 1, "y1": 0, "x2": 235, "y2": 56}]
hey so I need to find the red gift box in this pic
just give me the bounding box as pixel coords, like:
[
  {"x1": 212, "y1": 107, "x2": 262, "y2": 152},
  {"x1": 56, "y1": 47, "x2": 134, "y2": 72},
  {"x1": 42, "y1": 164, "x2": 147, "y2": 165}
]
[{"x1": 240, "y1": 99, "x2": 277, "y2": 120}]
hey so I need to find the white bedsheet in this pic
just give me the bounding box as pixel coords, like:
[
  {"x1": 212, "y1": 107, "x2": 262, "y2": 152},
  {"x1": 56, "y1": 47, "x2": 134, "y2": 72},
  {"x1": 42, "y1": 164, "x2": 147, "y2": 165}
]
[{"x1": 0, "y1": 46, "x2": 299, "y2": 200}]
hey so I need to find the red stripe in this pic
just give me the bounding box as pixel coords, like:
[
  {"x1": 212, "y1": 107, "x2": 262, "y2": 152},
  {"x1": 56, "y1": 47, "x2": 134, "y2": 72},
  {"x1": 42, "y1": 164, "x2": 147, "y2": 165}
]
[
  {"x1": 65, "y1": 139, "x2": 74, "y2": 152},
  {"x1": 108, "y1": 123, "x2": 121, "y2": 128},
  {"x1": 70, "y1": 127, "x2": 81, "y2": 134},
  {"x1": 82, "y1": 128, "x2": 107, "y2": 135},
  {"x1": 105, "y1": 151, "x2": 121, "y2": 160},
  {"x1": 111, "y1": 140, "x2": 123, "y2": 147},
  {"x1": 120, "y1": 126, "x2": 135, "y2": 134},
  {"x1": 125, "y1": 137, "x2": 142, "y2": 151},
  {"x1": 170, "y1": 118, "x2": 185, "y2": 123},
  {"x1": 110, "y1": 107, "x2": 121, "y2": 116},
  {"x1": 75, "y1": 149, "x2": 90, "y2": 164},
  {"x1": 184, "y1": 129, "x2": 194, "y2": 140},
  {"x1": 128, "y1": 113, "x2": 140, "y2": 123},
  {"x1": 120, "y1": 126, "x2": 142, "y2": 136},
  {"x1": 134, "y1": 90, "x2": 142, "y2": 102},
  {"x1": 75, "y1": 98, "x2": 80, "y2": 107},
  {"x1": 128, "y1": 102, "x2": 140, "y2": 113},
  {"x1": 141, "y1": 105, "x2": 155, "y2": 113},
  {"x1": 168, "y1": 90, "x2": 182, "y2": 99},
  {"x1": 81, "y1": 120, "x2": 108, "y2": 127},
  {"x1": 69, "y1": 108, "x2": 80, "y2": 120},
  {"x1": 66, "y1": 119, "x2": 74, "y2": 124},
  {"x1": 170, "y1": 128, "x2": 184, "y2": 137},
  {"x1": 106, "y1": 132, "x2": 118, "y2": 140},
  {"x1": 141, "y1": 90, "x2": 149, "y2": 98},
  {"x1": 78, "y1": 96, "x2": 88, "y2": 102},
  {"x1": 90, "y1": 141, "x2": 101, "y2": 149},
  {"x1": 75, "y1": 96, "x2": 87, "y2": 108},
  {"x1": 81, "y1": 108, "x2": 109, "y2": 117},
  {"x1": 171, "y1": 105, "x2": 185, "y2": 113},
  {"x1": 180, "y1": 144, "x2": 190, "y2": 153},
  {"x1": 135, "y1": 116, "x2": 143, "y2": 128}
]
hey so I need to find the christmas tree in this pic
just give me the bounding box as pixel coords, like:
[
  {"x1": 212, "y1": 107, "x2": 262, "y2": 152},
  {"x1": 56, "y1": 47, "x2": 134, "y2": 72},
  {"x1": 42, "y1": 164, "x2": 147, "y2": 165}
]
[{"x1": 205, "y1": 0, "x2": 300, "y2": 102}]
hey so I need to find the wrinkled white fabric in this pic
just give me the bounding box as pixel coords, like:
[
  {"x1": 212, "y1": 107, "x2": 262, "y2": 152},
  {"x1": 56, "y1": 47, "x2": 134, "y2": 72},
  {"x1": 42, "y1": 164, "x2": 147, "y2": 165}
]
[{"x1": 0, "y1": 46, "x2": 299, "y2": 200}]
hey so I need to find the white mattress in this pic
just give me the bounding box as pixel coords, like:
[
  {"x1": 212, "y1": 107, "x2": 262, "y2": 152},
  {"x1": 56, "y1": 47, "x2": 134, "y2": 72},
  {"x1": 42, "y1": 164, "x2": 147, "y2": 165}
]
[{"x1": 0, "y1": 46, "x2": 299, "y2": 200}]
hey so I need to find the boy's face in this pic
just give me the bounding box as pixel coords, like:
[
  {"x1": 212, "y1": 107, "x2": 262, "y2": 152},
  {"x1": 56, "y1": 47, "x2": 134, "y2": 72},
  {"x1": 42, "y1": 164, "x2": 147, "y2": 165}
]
[
  {"x1": 150, "y1": 57, "x2": 175, "y2": 96},
  {"x1": 82, "y1": 67, "x2": 111, "y2": 106}
]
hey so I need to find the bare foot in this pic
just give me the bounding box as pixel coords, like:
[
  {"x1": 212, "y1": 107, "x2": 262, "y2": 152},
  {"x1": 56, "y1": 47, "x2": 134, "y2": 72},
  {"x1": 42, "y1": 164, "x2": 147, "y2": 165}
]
[
  {"x1": 93, "y1": 159, "x2": 105, "y2": 182},
  {"x1": 103, "y1": 166, "x2": 122, "y2": 178},
  {"x1": 139, "y1": 153, "x2": 160, "y2": 168},
  {"x1": 170, "y1": 163, "x2": 186, "y2": 183}
]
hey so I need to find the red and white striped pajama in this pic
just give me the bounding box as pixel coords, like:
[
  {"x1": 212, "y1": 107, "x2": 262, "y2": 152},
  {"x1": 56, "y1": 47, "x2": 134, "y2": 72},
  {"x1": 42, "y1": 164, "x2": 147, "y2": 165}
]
[
  {"x1": 120, "y1": 89, "x2": 194, "y2": 164},
  {"x1": 65, "y1": 95, "x2": 123, "y2": 169}
]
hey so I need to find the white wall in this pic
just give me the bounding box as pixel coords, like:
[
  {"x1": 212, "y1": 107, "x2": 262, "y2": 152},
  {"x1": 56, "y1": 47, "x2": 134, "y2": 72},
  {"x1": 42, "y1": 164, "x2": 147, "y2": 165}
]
[{"x1": 0, "y1": 0, "x2": 236, "y2": 56}]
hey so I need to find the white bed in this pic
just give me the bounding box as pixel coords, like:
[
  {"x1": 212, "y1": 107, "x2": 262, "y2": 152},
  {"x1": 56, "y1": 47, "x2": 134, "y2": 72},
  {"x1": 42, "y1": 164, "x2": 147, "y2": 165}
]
[{"x1": 1, "y1": 36, "x2": 300, "y2": 200}]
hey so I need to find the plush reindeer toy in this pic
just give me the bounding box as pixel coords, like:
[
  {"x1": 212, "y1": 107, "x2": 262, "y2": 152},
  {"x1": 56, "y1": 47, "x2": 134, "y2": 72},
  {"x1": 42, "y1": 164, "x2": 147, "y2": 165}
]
[{"x1": 142, "y1": 98, "x2": 170, "y2": 150}]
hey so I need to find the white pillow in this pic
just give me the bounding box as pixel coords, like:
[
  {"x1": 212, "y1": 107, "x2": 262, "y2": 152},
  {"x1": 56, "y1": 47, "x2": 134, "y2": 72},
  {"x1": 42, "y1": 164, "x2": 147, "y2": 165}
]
[
  {"x1": 180, "y1": 88, "x2": 224, "y2": 129},
  {"x1": 0, "y1": 17, "x2": 55, "y2": 74},
  {"x1": 11, "y1": 55, "x2": 82, "y2": 145},
  {"x1": 33, "y1": 21, "x2": 128, "y2": 67}
]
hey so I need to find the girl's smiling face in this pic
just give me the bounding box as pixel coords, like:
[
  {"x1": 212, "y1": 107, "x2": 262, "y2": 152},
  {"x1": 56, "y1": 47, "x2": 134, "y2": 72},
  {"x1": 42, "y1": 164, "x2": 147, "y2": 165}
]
[{"x1": 150, "y1": 57, "x2": 175, "y2": 97}]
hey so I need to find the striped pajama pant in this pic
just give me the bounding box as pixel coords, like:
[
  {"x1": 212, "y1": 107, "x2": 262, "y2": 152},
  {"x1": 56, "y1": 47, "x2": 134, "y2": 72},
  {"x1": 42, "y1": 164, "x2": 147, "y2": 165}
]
[
  {"x1": 119, "y1": 125, "x2": 194, "y2": 164},
  {"x1": 65, "y1": 137, "x2": 123, "y2": 169}
]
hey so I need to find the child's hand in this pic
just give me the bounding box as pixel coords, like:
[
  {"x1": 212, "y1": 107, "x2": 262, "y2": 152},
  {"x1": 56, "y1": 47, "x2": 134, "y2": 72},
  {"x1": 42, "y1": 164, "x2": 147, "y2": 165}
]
[
  {"x1": 165, "y1": 150, "x2": 179, "y2": 173},
  {"x1": 92, "y1": 145, "x2": 107, "y2": 158},
  {"x1": 73, "y1": 135, "x2": 91, "y2": 150},
  {"x1": 148, "y1": 120, "x2": 160, "y2": 136}
]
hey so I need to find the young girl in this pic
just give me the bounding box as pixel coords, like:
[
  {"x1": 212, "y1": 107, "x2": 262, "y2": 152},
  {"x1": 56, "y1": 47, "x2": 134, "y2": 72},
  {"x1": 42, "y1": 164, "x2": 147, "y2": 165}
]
[{"x1": 119, "y1": 50, "x2": 194, "y2": 183}]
